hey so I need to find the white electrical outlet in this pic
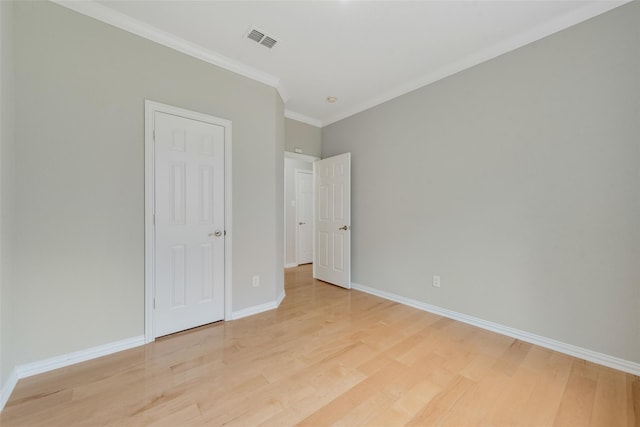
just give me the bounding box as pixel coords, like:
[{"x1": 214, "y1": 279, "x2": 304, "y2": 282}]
[
  {"x1": 432, "y1": 275, "x2": 441, "y2": 288},
  {"x1": 252, "y1": 275, "x2": 260, "y2": 287}
]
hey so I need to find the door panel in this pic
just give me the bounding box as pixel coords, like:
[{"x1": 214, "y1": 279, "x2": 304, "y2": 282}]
[
  {"x1": 296, "y1": 170, "x2": 313, "y2": 264},
  {"x1": 313, "y1": 153, "x2": 351, "y2": 288},
  {"x1": 155, "y1": 111, "x2": 225, "y2": 337}
]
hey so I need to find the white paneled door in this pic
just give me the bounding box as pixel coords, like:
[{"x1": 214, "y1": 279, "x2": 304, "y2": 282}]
[
  {"x1": 313, "y1": 153, "x2": 351, "y2": 289},
  {"x1": 296, "y1": 170, "x2": 313, "y2": 264},
  {"x1": 154, "y1": 111, "x2": 225, "y2": 337}
]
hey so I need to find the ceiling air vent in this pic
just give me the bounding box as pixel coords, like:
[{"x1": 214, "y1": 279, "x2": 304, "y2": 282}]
[
  {"x1": 246, "y1": 28, "x2": 278, "y2": 49},
  {"x1": 247, "y1": 29, "x2": 265, "y2": 43},
  {"x1": 260, "y1": 36, "x2": 277, "y2": 49}
]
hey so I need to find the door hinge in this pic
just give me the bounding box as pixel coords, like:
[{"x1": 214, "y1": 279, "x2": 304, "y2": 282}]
[
  {"x1": 153, "y1": 129, "x2": 156, "y2": 141},
  {"x1": 224, "y1": 230, "x2": 227, "y2": 236},
  {"x1": 153, "y1": 298, "x2": 156, "y2": 309}
]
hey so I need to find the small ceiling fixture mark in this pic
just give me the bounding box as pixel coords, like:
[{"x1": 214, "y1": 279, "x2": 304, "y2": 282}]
[
  {"x1": 327, "y1": 96, "x2": 338, "y2": 103},
  {"x1": 246, "y1": 28, "x2": 278, "y2": 49}
]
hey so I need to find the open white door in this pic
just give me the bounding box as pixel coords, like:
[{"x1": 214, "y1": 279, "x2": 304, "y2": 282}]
[
  {"x1": 313, "y1": 153, "x2": 351, "y2": 288},
  {"x1": 296, "y1": 170, "x2": 313, "y2": 264}
]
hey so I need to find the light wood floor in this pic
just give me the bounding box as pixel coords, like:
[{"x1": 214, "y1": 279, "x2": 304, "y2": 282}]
[{"x1": 2, "y1": 264, "x2": 638, "y2": 426}]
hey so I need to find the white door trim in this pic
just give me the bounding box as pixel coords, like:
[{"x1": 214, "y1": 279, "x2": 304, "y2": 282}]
[
  {"x1": 283, "y1": 152, "x2": 318, "y2": 268},
  {"x1": 284, "y1": 151, "x2": 319, "y2": 163},
  {"x1": 144, "y1": 100, "x2": 233, "y2": 343}
]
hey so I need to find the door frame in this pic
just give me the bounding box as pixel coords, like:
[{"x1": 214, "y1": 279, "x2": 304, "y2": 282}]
[
  {"x1": 294, "y1": 169, "x2": 313, "y2": 264},
  {"x1": 283, "y1": 152, "x2": 318, "y2": 268},
  {"x1": 144, "y1": 100, "x2": 233, "y2": 343}
]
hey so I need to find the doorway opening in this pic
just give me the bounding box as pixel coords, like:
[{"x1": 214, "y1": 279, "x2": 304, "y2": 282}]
[{"x1": 284, "y1": 152, "x2": 318, "y2": 269}]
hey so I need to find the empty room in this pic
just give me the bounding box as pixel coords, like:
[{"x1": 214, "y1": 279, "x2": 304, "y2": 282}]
[{"x1": 0, "y1": 0, "x2": 638, "y2": 426}]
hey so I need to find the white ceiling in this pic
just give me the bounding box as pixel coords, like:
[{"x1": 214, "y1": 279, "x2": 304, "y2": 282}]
[{"x1": 56, "y1": 0, "x2": 628, "y2": 127}]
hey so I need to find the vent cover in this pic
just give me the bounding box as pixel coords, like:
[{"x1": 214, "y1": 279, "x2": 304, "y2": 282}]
[
  {"x1": 247, "y1": 29, "x2": 265, "y2": 43},
  {"x1": 260, "y1": 36, "x2": 277, "y2": 49},
  {"x1": 245, "y1": 28, "x2": 278, "y2": 49}
]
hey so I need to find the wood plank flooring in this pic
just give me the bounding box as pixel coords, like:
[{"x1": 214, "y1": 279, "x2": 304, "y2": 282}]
[{"x1": 2, "y1": 264, "x2": 638, "y2": 426}]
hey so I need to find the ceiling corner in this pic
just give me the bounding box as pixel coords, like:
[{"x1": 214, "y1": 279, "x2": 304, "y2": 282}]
[{"x1": 284, "y1": 110, "x2": 323, "y2": 128}]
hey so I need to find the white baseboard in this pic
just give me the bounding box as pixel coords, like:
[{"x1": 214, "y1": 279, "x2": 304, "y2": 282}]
[
  {"x1": 231, "y1": 291, "x2": 286, "y2": 321},
  {"x1": 16, "y1": 335, "x2": 145, "y2": 378},
  {"x1": 284, "y1": 263, "x2": 298, "y2": 269},
  {"x1": 0, "y1": 335, "x2": 145, "y2": 412},
  {"x1": 231, "y1": 301, "x2": 277, "y2": 320},
  {"x1": 0, "y1": 368, "x2": 19, "y2": 412},
  {"x1": 351, "y1": 282, "x2": 640, "y2": 376}
]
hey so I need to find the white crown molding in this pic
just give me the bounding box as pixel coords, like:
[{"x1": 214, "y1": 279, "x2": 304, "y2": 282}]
[
  {"x1": 351, "y1": 282, "x2": 640, "y2": 376},
  {"x1": 50, "y1": 0, "x2": 630, "y2": 128},
  {"x1": 276, "y1": 81, "x2": 290, "y2": 104},
  {"x1": 284, "y1": 110, "x2": 322, "y2": 128},
  {"x1": 0, "y1": 335, "x2": 145, "y2": 412},
  {"x1": 322, "y1": 0, "x2": 631, "y2": 126},
  {"x1": 51, "y1": 0, "x2": 286, "y2": 100}
]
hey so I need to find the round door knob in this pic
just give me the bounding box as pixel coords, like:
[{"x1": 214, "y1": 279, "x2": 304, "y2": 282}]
[
  {"x1": 209, "y1": 230, "x2": 223, "y2": 237},
  {"x1": 299, "y1": 222, "x2": 306, "y2": 225}
]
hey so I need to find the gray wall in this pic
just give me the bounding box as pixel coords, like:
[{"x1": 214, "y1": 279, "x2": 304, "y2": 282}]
[
  {"x1": 284, "y1": 118, "x2": 321, "y2": 157},
  {"x1": 1, "y1": 0, "x2": 16, "y2": 389},
  {"x1": 323, "y1": 2, "x2": 640, "y2": 363},
  {"x1": 4, "y1": 0, "x2": 284, "y2": 379},
  {"x1": 284, "y1": 158, "x2": 313, "y2": 266}
]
